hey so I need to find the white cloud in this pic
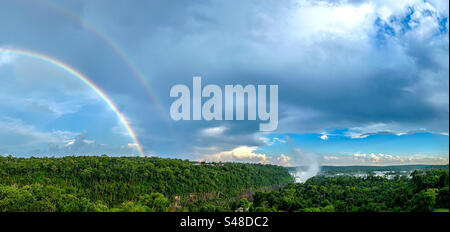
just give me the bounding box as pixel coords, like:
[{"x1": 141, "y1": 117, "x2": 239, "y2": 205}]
[
  {"x1": 197, "y1": 146, "x2": 294, "y2": 166},
  {"x1": 34, "y1": 132, "x2": 140, "y2": 156},
  {"x1": 198, "y1": 146, "x2": 269, "y2": 164},
  {"x1": 0, "y1": 92, "x2": 88, "y2": 118},
  {"x1": 276, "y1": 154, "x2": 293, "y2": 166},
  {"x1": 260, "y1": 136, "x2": 287, "y2": 146},
  {"x1": 127, "y1": 143, "x2": 138, "y2": 148},
  {"x1": 0, "y1": 50, "x2": 16, "y2": 66},
  {"x1": 200, "y1": 126, "x2": 227, "y2": 136},
  {"x1": 291, "y1": 2, "x2": 376, "y2": 42},
  {"x1": 344, "y1": 123, "x2": 436, "y2": 139},
  {"x1": 0, "y1": 117, "x2": 140, "y2": 156},
  {"x1": 323, "y1": 155, "x2": 339, "y2": 160},
  {"x1": 323, "y1": 152, "x2": 449, "y2": 166},
  {"x1": 197, "y1": 145, "x2": 322, "y2": 168},
  {"x1": 0, "y1": 117, "x2": 75, "y2": 145},
  {"x1": 320, "y1": 133, "x2": 328, "y2": 140}
]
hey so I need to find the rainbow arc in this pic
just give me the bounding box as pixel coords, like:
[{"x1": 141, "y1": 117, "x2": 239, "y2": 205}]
[{"x1": 0, "y1": 47, "x2": 146, "y2": 157}]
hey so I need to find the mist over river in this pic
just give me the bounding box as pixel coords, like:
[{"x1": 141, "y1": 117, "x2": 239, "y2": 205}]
[{"x1": 288, "y1": 165, "x2": 449, "y2": 183}]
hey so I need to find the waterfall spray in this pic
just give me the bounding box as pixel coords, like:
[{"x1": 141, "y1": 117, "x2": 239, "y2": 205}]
[{"x1": 289, "y1": 147, "x2": 321, "y2": 183}]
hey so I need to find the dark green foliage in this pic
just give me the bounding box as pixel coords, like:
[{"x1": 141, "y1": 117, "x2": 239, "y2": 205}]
[
  {"x1": 0, "y1": 156, "x2": 293, "y2": 212},
  {"x1": 1, "y1": 156, "x2": 447, "y2": 212},
  {"x1": 252, "y1": 169, "x2": 449, "y2": 212},
  {"x1": 410, "y1": 188, "x2": 437, "y2": 212},
  {"x1": 436, "y1": 187, "x2": 449, "y2": 208}
]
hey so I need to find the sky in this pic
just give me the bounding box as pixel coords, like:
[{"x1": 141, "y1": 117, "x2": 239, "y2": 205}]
[{"x1": 0, "y1": 0, "x2": 448, "y2": 166}]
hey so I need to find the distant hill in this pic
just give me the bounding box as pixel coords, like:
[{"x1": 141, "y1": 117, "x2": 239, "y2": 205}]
[
  {"x1": 288, "y1": 164, "x2": 449, "y2": 173},
  {"x1": 321, "y1": 164, "x2": 449, "y2": 172}
]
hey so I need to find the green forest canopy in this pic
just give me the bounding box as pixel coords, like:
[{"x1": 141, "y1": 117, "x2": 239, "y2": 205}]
[
  {"x1": 0, "y1": 156, "x2": 448, "y2": 212},
  {"x1": 0, "y1": 156, "x2": 292, "y2": 212}
]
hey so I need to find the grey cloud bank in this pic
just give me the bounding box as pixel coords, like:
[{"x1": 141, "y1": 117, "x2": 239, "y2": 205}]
[
  {"x1": 0, "y1": 0, "x2": 448, "y2": 163},
  {"x1": 170, "y1": 76, "x2": 278, "y2": 131}
]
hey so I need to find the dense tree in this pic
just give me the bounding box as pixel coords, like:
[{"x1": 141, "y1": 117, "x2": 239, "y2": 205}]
[
  {"x1": 410, "y1": 189, "x2": 438, "y2": 212},
  {"x1": 0, "y1": 156, "x2": 447, "y2": 212},
  {"x1": 436, "y1": 187, "x2": 449, "y2": 208},
  {"x1": 253, "y1": 169, "x2": 449, "y2": 212},
  {"x1": 0, "y1": 156, "x2": 292, "y2": 212}
]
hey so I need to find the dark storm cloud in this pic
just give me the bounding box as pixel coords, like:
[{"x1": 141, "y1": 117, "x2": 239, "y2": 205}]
[{"x1": 1, "y1": 0, "x2": 448, "y2": 157}]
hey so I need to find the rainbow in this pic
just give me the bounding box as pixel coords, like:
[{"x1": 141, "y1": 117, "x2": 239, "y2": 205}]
[
  {"x1": 0, "y1": 47, "x2": 145, "y2": 157},
  {"x1": 24, "y1": 0, "x2": 169, "y2": 125}
]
